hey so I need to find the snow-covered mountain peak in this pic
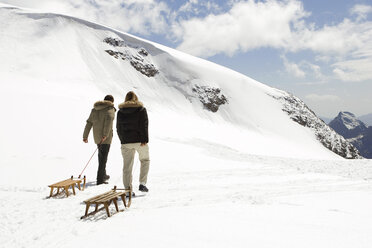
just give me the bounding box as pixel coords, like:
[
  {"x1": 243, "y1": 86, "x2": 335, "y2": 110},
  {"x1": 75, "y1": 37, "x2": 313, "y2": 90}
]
[
  {"x1": 329, "y1": 111, "x2": 371, "y2": 158},
  {"x1": 329, "y1": 111, "x2": 367, "y2": 139},
  {"x1": 336, "y1": 111, "x2": 367, "y2": 130}
]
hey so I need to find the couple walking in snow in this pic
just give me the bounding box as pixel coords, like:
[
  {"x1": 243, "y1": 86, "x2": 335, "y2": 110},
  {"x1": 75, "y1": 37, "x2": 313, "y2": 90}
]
[{"x1": 82, "y1": 91, "x2": 150, "y2": 193}]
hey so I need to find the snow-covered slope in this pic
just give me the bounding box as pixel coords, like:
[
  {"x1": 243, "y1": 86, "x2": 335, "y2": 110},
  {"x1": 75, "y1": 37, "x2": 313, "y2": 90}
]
[
  {"x1": 0, "y1": 5, "x2": 358, "y2": 162},
  {"x1": 1, "y1": 5, "x2": 372, "y2": 248}
]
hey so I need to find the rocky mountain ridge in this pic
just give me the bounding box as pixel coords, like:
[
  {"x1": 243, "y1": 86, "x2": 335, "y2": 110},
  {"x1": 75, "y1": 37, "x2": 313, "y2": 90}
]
[{"x1": 272, "y1": 95, "x2": 361, "y2": 159}]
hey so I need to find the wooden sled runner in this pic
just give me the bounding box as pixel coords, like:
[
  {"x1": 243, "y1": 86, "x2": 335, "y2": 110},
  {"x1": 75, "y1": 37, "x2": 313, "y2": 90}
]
[
  {"x1": 48, "y1": 176, "x2": 86, "y2": 198},
  {"x1": 81, "y1": 186, "x2": 132, "y2": 219}
]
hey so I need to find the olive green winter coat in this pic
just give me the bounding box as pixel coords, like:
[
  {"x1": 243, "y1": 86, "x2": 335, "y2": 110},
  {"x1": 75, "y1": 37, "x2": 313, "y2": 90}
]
[{"x1": 83, "y1": 100, "x2": 116, "y2": 144}]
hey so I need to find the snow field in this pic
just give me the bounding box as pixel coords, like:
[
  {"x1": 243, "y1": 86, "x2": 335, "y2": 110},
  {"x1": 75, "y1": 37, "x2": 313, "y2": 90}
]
[{"x1": 1, "y1": 138, "x2": 372, "y2": 248}]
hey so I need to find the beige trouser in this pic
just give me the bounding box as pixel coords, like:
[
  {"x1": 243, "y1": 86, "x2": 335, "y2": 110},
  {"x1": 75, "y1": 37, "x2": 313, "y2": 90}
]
[{"x1": 121, "y1": 143, "x2": 150, "y2": 190}]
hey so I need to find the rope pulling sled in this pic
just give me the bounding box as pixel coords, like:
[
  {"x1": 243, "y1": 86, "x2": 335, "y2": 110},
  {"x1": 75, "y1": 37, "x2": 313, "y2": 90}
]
[{"x1": 47, "y1": 143, "x2": 99, "y2": 198}]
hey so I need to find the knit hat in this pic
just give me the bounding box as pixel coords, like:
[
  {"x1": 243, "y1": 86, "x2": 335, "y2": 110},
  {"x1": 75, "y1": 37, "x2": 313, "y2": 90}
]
[{"x1": 104, "y1": 94, "x2": 114, "y2": 103}]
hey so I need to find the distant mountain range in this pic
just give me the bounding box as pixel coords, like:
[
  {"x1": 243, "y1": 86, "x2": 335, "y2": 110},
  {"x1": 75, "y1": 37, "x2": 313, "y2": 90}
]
[
  {"x1": 329, "y1": 112, "x2": 372, "y2": 158},
  {"x1": 322, "y1": 113, "x2": 372, "y2": 127},
  {"x1": 359, "y1": 113, "x2": 372, "y2": 127}
]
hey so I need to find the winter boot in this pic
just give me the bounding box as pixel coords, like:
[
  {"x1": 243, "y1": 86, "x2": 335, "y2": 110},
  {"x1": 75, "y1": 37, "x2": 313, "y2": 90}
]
[{"x1": 139, "y1": 184, "x2": 149, "y2": 192}]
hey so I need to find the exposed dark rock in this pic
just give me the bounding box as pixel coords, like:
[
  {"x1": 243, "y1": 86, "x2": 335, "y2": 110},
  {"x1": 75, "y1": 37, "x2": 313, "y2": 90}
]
[
  {"x1": 105, "y1": 50, "x2": 129, "y2": 60},
  {"x1": 103, "y1": 37, "x2": 126, "y2": 47},
  {"x1": 130, "y1": 60, "x2": 158, "y2": 77},
  {"x1": 192, "y1": 85, "x2": 228, "y2": 112},
  {"x1": 271, "y1": 92, "x2": 361, "y2": 159},
  {"x1": 138, "y1": 48, "x2": 148, "y2": 56},
  {"x1": 104, "y1": 37, "x2": 158, "y2": 77}
]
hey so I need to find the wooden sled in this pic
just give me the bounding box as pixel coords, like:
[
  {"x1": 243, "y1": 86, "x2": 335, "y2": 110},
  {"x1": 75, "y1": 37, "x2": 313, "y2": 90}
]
[
  {"x1": 81, "y1": 186, "x2": 132, "y2": 219},
  {"x1": 48, "y1": 176, "x2": 86, "y2": 198}
]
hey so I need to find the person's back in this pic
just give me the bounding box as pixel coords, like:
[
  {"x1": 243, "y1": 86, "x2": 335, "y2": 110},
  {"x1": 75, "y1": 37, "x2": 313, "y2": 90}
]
[
  {"x1": 83, "y1": 95, "x2": 116, "y2": 185},
  {"x1": 117, "y1": 102, "x2": 148, "y2": 144},
  {"x1": 116, "y1": 91, "x2": 150, "y2": 192},
  {"x1": 86, "y1": 101, "x2": 116, "y2": 144}
]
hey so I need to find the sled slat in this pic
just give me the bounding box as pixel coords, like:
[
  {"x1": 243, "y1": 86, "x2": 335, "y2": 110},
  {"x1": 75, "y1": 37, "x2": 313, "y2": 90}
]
[{"x1": 81, "y1": 187, "x2": 131, "y2": 219}]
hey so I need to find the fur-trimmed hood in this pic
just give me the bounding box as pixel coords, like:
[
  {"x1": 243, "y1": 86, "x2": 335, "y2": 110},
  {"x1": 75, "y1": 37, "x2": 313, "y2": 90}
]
[
  {"x1": 118, "y1": 91, "x2": 144, "y2": 109},
  {"x1": 118, "y1": 100, "x2": 144, "y2": 109},
  {"x1": 93, "y1": 100, "x2": 116, "y2": 111}
]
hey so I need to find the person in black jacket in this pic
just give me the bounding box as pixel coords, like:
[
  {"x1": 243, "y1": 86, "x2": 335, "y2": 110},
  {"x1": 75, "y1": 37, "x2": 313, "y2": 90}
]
[{"x1": 117, "y1": 91, "x2": 150, "y2": 192}]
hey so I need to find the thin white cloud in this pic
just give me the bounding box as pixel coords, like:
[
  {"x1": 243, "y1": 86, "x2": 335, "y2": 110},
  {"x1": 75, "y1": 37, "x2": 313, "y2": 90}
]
[
  {"x1": 291, "y1": 18, "x2": 372, "y2": 56},
  {"x1": 300, "y1": 61, "x2": 325, "y2": 79},
  {"x1": 2, "y1": 0, "x2": 170, "y2": 35},
  {"x1": 281, "y1": 56, "x2": 306, "y2": 78},
  {"x1": 204, "y1": 1, "x2": 221, "y2": 12},
  {"x1": 305, "y1": 94, "x2": 341, "y2": 102},
  {"x1": 281, "y1": 56, "x2": 326, "y2": 79},
  {"x1": 179, "y1": 0, "x2": 199, "y2": 13},
  {"x1": 176, "y1": 0, "x2": 222, "y2": 21},
  {"x1": 315, "y1": 55, "x2": 332, "y2": 63},
  {"x1": 350, "y1": 4, "x2": 372, "y2": 21},
  {"x1": 333, "y1": 58, "x2": 372, "y2": 82}
]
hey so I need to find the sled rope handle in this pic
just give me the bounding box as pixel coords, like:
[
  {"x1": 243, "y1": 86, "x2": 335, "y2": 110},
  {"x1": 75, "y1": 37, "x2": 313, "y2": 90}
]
[{"x1": 78, "y1": 141, "x2": 102, "y2": 178}]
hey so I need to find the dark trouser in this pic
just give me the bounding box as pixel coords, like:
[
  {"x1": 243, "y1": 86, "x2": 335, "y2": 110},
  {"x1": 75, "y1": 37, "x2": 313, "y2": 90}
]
[{"x1": 97, "y1": 144, "x2": 110, "y2": 184}]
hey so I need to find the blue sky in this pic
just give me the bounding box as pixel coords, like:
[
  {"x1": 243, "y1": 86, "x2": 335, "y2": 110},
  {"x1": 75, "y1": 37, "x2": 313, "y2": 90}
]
[{"x1": 3, "y1": 0, "x2": 372, "y2": 117}]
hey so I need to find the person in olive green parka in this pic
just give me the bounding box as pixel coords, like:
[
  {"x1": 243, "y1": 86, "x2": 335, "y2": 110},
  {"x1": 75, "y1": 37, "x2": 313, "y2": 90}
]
[{"x1": 83, "y1": 95, "x2": 116, "y2": 185}]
